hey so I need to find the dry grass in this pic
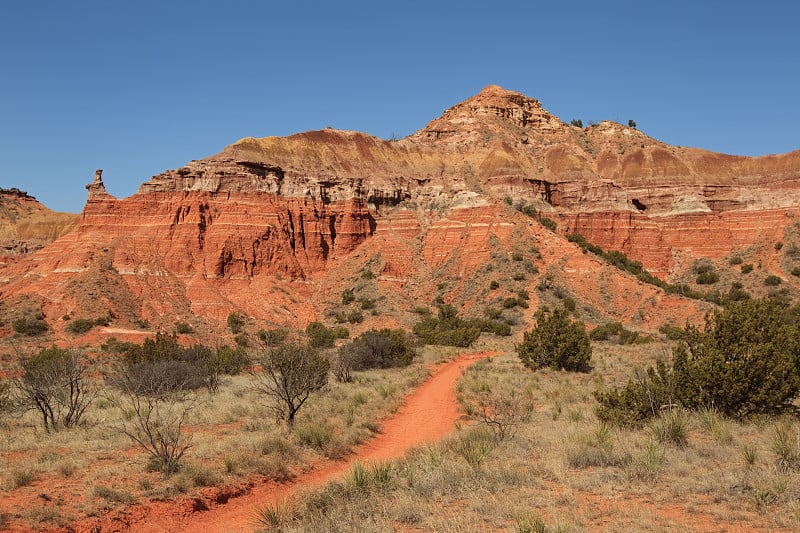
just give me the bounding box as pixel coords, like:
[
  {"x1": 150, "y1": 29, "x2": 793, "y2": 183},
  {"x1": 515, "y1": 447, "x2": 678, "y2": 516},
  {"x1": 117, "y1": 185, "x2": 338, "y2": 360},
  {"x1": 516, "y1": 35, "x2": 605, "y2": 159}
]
[
  {"x1": 259, "y1": 345, "x2": 800, "y2": 532},
  {"x1": 0, "y1": 346, "x2": 441, "y2": 530}
]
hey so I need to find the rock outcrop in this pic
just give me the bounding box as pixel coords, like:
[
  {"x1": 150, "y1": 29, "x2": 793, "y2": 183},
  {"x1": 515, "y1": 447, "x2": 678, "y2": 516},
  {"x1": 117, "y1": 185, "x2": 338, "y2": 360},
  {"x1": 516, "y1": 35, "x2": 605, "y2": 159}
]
[
  {"x1": 1, "y1": 85, "x2": 798, "y2": 339},
  {"x1": 0, "y1": 188, "x2": 80, "y2": 264}
]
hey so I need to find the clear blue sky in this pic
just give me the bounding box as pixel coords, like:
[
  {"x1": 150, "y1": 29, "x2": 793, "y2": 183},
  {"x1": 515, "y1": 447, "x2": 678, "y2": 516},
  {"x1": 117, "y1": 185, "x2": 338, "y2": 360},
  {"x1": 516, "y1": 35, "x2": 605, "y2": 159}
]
[{"x1": 2, "y1": 1, "x2": 798, "y2": 213}]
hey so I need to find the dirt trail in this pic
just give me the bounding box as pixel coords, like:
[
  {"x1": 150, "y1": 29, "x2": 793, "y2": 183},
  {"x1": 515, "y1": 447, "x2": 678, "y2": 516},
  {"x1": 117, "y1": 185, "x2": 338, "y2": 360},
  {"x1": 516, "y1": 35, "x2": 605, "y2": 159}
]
[{"x1": 80, "y1": 351, "x2": 496, "y2": 533}]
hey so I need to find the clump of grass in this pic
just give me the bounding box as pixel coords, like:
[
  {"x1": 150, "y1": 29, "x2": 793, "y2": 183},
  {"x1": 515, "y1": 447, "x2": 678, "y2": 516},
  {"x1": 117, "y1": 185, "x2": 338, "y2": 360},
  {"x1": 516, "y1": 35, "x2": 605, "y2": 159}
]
[
  {"x1": 567, "y1": 423, "x2": 629, "y2": 468},
  {"x1": 10, "y1": 468, "x2": 37, "y2": 488},
  {"x1": 771, "y1": 420, "x2": 800, "y2": 472},
  {"x1": 454, "y1": 427, "x2": 496, "y2": 471},
  {"x1": 650, "y1": 408, "x2": 689, "y2": 448},
  {"x1": 295, "y1": 422, "x2": 333, "y2": 449},
  {"x1": 180, "y1": 463, "x2": 221, "y2": 487},
  {"x1": 628, "y1": 440, "x2": 664, "y2": 481},
  {"x1": 93, "y1": 485, "x2": 135, "y2": 504},
  {"x1": 252, "y1": 496, "x2": 292, "y2": 529},
  {"x1": 698, "y1": 407, "x2": 733, "y2": 445},
  {"x1": 516, "y1": 512, "x2": 549, "y2": 533},
  {"x1": 743, "y1": 445, "x2": 758, "y2": 467}
]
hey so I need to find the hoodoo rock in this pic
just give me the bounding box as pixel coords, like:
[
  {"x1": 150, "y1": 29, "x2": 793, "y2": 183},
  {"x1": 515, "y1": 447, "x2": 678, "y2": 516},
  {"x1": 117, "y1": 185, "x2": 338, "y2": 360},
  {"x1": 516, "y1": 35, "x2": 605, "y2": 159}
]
[{"x1": 1, "y1": 85, "x2": 798, "y2": 339}]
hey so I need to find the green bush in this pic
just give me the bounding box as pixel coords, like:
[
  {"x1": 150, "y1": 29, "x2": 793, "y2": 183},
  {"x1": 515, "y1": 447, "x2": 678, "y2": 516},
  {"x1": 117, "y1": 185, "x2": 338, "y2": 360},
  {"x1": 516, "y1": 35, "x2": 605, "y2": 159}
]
[
  {"x1": 741, "y1": 263, "x2": 754, "y2": 274},
  {"x1": 658, "y1": 323, "x2": 687, "y2": 341},
  {"x1": 539, "y1": 217, "x2": 557, "y2": 232},
  {"x1": 792, "y1": 267, "x2": 800, "y2": 277},
  {"x1": 257, "y1": 327, "x2": 289, "y2": 347},
  {"x1": 413, "y1": 305, "x2": 481, "y2": 348},
  {"x1": 517, "y1": 308, "x2": 591, "y2": 372},
  {"x1": 306, "y1": 322, "x2": 337, "y2": 348},
  {"x1": 765, "y1": 275, "x2": 783, "y2": 286},
  {"x1": 729, "y1": 256, "x2": 743, "y2": 265},
  {"x1": 489, "y1": 280, "x2": 500, "y2": 290},
  {"x1": 337, "y1": 328, "x2": 416, "y2": 371},
  {"x1": 695, "y1": 271, "x2": 719, "y2": 285},
  {"x1": 227, "y1": 313, "x2": 244, "y2": 334},
  {"x1": 175, "y1": 322, "x2": 194, "y2": 334},
  {"x1": 341, "y1": 288, "x2": 355, "y2": 305},
  {"x1": 12, "y1": 316, "x2": 48, "y2": 336},
  {"x1": 67, "y1": 318, "x2": 95, "y2": 334},
  {"x1": 597, "y1": 298, "x2": 800, "y2": 425}
]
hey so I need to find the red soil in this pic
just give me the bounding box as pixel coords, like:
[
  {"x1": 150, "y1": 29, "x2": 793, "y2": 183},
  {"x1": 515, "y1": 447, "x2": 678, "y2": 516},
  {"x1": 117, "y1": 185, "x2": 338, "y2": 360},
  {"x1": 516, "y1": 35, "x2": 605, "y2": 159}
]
[{"x1": 68, "y1": 351, "x2": 497, "y2": 533}]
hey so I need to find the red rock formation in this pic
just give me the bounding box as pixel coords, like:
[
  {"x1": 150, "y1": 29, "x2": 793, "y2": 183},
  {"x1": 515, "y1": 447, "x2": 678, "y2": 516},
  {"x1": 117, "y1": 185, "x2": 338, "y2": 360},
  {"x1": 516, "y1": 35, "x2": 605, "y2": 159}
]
[{"x1": 1, "y1": 85, "x2": 798, "y2": 339}]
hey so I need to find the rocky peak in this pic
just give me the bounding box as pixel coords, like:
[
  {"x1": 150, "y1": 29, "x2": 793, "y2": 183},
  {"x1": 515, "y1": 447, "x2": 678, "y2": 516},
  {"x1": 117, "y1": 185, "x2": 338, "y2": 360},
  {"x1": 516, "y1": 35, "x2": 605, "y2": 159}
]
[
  {"x1": 85, "y1": 169, "x2": 110, "y2": 198},
  {"x1": 410, "y1": 84, "x2": 565, "y2": 144}
]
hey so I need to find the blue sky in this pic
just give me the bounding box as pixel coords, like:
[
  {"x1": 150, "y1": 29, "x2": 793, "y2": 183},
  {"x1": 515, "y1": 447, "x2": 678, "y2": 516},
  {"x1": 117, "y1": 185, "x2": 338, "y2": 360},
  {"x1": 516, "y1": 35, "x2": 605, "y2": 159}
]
[{"x1": 2, "y1": 1, "x2": 798, "y2": 213}]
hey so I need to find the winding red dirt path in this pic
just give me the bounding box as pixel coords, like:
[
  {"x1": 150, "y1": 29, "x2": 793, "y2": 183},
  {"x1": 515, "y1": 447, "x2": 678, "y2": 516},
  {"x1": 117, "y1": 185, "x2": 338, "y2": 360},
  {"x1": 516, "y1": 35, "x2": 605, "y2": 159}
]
[{"x1": 77, "y1": 351, "x2": 496, "y2": 533}]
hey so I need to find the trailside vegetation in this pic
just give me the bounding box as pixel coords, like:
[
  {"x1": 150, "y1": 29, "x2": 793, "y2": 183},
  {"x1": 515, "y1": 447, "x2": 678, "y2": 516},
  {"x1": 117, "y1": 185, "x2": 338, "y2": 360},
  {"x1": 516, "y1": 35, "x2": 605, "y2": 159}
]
[
  {"x1": 516, "y1": 307, "x2": 592, "y2": 372},
  {"x1": 595, "y1": 297, "x2": 800, "y2": 426}
]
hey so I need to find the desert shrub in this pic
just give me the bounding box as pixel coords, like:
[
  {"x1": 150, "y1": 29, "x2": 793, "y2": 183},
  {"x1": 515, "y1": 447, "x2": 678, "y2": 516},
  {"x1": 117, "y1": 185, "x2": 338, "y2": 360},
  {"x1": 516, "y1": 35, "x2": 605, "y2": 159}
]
[
  {"x1": 257, "y1": 327, "x2": 289, "y2": 347},
  {"x1": 729, "y1": 256, "x2": 743, "y2": 265},
  {"x1": 115, "y1": 333, "x2": 246, "y2": 393},
  {"x1": 484, "y1": 307, "x2": 502, "y2": 320},
  {"x1": 589, "y1": 321, "x2": 624, "y2": 341},
  {"x1": 594, "y1": 360, "x2": 676, "y2": 427},
  {"x1": 696, "y1": 271, "x2": 719, "y2": 285},
  {"x1": 489, "y1": 280, "x2": 500, "y2": 290},
  {"x1": 175, "y1": 322, "x2": 193, "y2": 334},
  {"x1": 512, "y1": 252, "x2": 523, "y2": 261},
  {"x1": 775, "y1": 242, "x2": 784, "y2": 251},
  {"x1": 16, "y1": 346, "x2": 96, "y2": 432},
  {"x1": 341, "y1": 288, "x2": 355, "y2": 305},
  {"x1": 722, "y1": 282, "x2": 751, "y2": 304},
  {"x1": 539, "y1": 217, "x2": 557, "y2": 231},
  {"x1": 597, "y1": 298, "x2": 800, "y2": 424},
  {"x1": 658, "y1": 323, "x2": 687, "y2": 341},
  {"x1": 306, "y1": 322, "x2": 337, "y2": 348},
  {"x1": 765, "y1": 274, "x2": 783, "y2": 286},
  {"x1": 251, "y1": 343, "x2": 330, "y2": 425},
  {"x1": 570, "y1": 118, "x2": 583, "y2": 127},
  {"x1": 342, "y1": 311, "x2": 360, "y2": 323},
  {"x1": 522, "y1": 204, "x2": 537, "y2": 218},
  {"x1": 66, "y1": 318, "x2": 95, "y2": 334},
  {"x1": 112, "y1": 365, "x2": 197, "y2": 473},
  {"x1": 12, "y1": 316, "x2": 48, "y2": 336},
  {"x1": 792, "y1": 267, "x2": 800, "y2": 277},
  {"x1": 741, "y1": 263, "x2": 754, "y2": 274},
  {"x1": 472, "y1": 318, "x2": 512, "y2": 336},
  {"x1": 337, "y1": 329, "x2": 416, "y2": 373},
  {"x1": 412, "y1": 305, "x2": 481, "y2": 348},
  {"x1": 234, "y1": 333, "x2": 249, "y2": 347},
  {"x1": 0, "y1": 378, "x2": 10, "y2": 414},
  {"x1": 359, "y1": 298, "x2": 375, "y2": 310},
  {"x1": 517, "y1": 308, "x2": 591, "y2": 372},
  {"x1": 227, "y1": 313, "x2": 244, "y2": 334}
]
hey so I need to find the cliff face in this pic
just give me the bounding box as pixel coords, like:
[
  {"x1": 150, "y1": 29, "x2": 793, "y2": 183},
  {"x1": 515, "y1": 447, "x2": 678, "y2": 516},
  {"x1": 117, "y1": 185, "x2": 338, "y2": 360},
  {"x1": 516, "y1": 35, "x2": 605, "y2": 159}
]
[
  {"x1": 0, "y1": 188, "x2": 80, "y2": 264},
  {"x1": 1, "y1": 85, "x2": 798, "y2": 339}
]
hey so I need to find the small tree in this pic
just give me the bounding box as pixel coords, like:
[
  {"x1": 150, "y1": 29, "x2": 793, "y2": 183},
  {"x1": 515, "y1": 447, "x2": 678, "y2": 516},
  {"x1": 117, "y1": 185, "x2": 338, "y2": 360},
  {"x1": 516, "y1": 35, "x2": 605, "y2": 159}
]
[
  {"x1": 15, "y1": 347, "x2": 95, "y2": 432},
  {"x1": 257, "y1": 327, "x2": 289, "y2": 347},
  {"x1": 306, "y1": 322, "x2": 336, "y2": 348},
  {"x1": 227, "y1": 312, "x2": 244, "y2": 334},
  {"x1": 517, "y1": 308, "x2": 591, "y2": 372},
  {"x1": 111, "y1": 365, "x2": 197, "y2": 473},
  {"x1": 628, "y1": 119, "x2": 637, "y2": 128},
  {"x1": 336, "y1": 328, "x2": 416, "y2": 377},
  {"x1": 251, "y1": 343, "x2": 329, "y2": 425}
]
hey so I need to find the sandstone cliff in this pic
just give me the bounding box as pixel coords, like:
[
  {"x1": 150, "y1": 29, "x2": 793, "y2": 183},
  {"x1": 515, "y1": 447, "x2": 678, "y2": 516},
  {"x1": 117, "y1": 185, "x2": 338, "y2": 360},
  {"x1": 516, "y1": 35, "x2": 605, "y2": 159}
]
[
  {"x1": 0, "y1": 188, "x2": 80, "y2": 265},
  {"x1": 2, "y1": 85, "x2": 798, "y2": 341}
]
